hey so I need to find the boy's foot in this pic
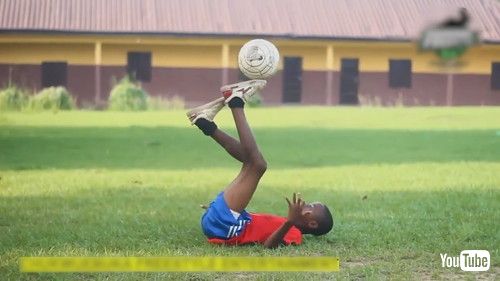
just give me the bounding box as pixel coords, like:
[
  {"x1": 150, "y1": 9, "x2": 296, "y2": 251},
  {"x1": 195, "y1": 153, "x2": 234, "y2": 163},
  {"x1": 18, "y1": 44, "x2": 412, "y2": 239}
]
[
  {"x1": 186, "y1": 97, "x2": 225, "y2": 124},
  {"x1": 221, "y1": 80, "x2": 267, "y2": 104}
]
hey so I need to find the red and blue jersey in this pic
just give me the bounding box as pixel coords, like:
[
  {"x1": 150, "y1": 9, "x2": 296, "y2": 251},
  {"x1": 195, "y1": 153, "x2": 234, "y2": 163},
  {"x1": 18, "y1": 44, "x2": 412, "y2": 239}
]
[
  {"x1": 201, "y1": 192, "x2": 302, "y2": 246},
  {"x1": 207, "y1": 213, "x2": 302, "y2": 246}
]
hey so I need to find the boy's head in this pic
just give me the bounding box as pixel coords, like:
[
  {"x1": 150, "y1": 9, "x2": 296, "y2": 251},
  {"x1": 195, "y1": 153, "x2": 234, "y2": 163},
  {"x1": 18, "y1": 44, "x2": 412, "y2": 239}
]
[{"x1": 298, "y1": 202, "x2": 333, "y2": 236}]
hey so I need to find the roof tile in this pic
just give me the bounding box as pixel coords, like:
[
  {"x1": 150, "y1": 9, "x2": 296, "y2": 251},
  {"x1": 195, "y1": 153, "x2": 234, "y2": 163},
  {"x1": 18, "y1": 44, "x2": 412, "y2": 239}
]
[{"x1": 0, "y1": 0, "x2": 498, "y2": 42}]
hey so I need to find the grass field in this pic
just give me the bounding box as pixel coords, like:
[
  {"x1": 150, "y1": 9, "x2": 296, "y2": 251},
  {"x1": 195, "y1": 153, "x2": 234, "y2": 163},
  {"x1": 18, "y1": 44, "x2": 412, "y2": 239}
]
[{"x1": 0, "y1": 107, "x2": 499, "y2": 280}]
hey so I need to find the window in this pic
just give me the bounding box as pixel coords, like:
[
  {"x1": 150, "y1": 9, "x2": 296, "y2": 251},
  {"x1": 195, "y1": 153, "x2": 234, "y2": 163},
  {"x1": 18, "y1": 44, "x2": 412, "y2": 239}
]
[
  {"x1": 389, "y1": 59, "x2": 412, "y2": 88},
  {"x1": 41, "y1": 62, "x2": 67, "y2": 87},
  {"x1": 127, "y1": 52, "x2": 152, "y2": 82},
  {"x1": 282, "y1": 56, "x2": 303, "y2": 103},
  {"x1": 492, "y1": 62, "x2": 500, "y2": 90},
  {"x1": 339, "y1": 58, "x2": 359, "y2": 105}
]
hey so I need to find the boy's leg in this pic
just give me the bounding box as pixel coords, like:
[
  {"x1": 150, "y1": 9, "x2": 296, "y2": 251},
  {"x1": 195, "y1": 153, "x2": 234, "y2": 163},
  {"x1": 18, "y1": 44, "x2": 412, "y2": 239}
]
[
  {"x1": 198, "y1": 109, "x2": 265, "y2": 213},
  {"x1": 189, "y1": 80, "x2": 267, "y2": 212},
  {"x1": 222, "y1": 98, "x2": 267, "y2": 213},
  {"x1": 187, "y1": 97, "x2": 246, "y2": 163},
  {"x1": 211, "y1": 129, "x2": 246, "y2": 163}
]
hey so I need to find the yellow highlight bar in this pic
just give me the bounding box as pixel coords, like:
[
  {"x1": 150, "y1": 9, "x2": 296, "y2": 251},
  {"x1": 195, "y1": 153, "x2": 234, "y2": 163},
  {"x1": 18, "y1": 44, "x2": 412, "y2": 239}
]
[{"x1": 20, "y1": 256, "x2": 339, "y2": 272}]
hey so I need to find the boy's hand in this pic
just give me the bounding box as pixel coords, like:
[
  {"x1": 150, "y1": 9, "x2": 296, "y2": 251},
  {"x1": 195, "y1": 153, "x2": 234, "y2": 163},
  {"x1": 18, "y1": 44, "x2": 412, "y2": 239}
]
[{"x1": 285, "y1": 192, "x2": 304, "y2": 226}]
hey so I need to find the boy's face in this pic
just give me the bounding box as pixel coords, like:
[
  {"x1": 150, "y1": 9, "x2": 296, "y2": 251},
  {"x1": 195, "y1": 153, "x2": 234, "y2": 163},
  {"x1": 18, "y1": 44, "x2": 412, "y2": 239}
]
[{"x1": 300, "y1": 202, "x2": 325, "y2": 228}]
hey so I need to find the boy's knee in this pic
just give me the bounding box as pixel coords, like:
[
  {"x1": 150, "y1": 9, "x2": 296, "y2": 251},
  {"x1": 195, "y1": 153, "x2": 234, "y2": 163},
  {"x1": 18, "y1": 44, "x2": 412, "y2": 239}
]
[{"x1": 249, "y1": 154, "x2": 267, "y2": 174}]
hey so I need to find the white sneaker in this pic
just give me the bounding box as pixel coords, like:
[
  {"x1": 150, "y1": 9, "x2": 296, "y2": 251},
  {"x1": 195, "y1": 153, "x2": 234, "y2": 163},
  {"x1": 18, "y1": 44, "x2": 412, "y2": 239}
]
[
  {"x1": 186, "y1": 97, "x2": 225, "y2": 125},
  {"x1": 221, "y1": 80, "x2": 267, "y2": 104}
]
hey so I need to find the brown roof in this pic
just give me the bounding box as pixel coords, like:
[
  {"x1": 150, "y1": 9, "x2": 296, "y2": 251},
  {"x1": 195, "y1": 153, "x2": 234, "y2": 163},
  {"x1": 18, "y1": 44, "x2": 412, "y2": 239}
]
[{"x1": 1, "y1": 0, "x2": 499, "y2": 42}]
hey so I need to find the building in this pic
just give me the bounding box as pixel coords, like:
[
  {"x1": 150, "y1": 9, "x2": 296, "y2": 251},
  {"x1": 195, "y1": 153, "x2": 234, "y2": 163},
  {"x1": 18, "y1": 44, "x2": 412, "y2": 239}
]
[{"x1": 0, "y1": 0, "x2": 499, "y2": 107}]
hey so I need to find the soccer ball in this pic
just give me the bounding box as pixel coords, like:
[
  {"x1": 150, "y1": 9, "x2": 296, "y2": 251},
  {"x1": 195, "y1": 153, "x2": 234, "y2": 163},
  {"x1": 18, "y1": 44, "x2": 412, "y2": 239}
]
[{"x1": 238, "y1": 39, "x2": 280, "y2": 79}]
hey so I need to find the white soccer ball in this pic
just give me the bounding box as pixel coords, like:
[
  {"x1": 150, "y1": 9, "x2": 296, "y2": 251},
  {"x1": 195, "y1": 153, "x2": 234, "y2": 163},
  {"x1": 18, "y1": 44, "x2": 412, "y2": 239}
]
[{"x1": 238, "y1": 39, "x2": 280, "y2": 79}]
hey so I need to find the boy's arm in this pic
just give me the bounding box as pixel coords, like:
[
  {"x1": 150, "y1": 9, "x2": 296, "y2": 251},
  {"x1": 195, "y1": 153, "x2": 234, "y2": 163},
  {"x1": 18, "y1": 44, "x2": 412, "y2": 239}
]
[
  {"x1": 263, "y1": 193, "x2": 303, "y2": 249},
  {"x1": 263, "y1": 221, "x2": 294, "y2": 248}
]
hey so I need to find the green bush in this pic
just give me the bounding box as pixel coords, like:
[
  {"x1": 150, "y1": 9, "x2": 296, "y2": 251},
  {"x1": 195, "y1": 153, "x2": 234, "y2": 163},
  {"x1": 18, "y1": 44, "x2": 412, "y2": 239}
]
[
  {"x1": 108, "y1": 77, "x2": 148, "y2": 111},
  {"x1": 168, "y1": 95, "x2": 186, "y2": 110},
  {"x1": 29, "y1": 86, "x2": 75, "y2": 111},
  {"x1": 0, "y1": 85, "x2": 29, "y2": 111},
  {"x1": 147, "y1": 95, "x2": 185, "y2": 111},
  {"x1": 147, "y1": 96, "x2": 169, "y2": 111}
]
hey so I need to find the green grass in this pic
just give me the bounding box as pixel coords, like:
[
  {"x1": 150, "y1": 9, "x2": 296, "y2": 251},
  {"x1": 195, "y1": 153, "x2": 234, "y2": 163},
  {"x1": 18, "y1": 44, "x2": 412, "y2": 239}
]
[{"x1": 0, "y1": 107, "x2": 499, "y2": 280}]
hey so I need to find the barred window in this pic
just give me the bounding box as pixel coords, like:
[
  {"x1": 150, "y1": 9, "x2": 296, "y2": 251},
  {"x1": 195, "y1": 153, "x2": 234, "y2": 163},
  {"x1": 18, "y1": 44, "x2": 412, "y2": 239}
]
[
  {"x1": 41, "y1": 62, "x2": 67, "y2": 87},
  {"x1": 491, "y1": 62, "x2": 500, "y2": 90},
  {"x1": 127, "y1": 52, "x2": 152, "y2": 82},
  {"x1": 389, "y1": 59, "x2": 412, "y2": 88}
]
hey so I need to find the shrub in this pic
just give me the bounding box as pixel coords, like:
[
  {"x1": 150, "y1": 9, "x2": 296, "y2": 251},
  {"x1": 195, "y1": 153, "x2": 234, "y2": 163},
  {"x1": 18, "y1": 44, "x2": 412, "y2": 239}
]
[
  {"x1": 108, "y1": 77, "x2": 148, "y2": 111},
  {"x1": 29, "y1": 86, "x2": 75, "y2": 111},
  {"x1": 147, "y1": 95, "x2": 186, "y2": 111},
  {"x1": 147, "y1": 96, "x2": 169, "y2": 111},
  {"x1": 0, "y1": 85, "x2": 29, "y2": 111},
  {"x1": 167, "y1": 95, "x2": 185, "y2": 110}
]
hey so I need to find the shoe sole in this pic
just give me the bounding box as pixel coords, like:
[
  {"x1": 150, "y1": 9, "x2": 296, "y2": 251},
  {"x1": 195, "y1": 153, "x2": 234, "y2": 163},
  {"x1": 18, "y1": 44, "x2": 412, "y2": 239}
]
[
  {"x1": 186, "y1": 97, "x2": 225, "y2": 123},
  {"x1": 221, "y1": 80, "x2": 267, "y2": 102},
  {"x1": 220, "y1": 80, "x2": 267, "y2": 92}
]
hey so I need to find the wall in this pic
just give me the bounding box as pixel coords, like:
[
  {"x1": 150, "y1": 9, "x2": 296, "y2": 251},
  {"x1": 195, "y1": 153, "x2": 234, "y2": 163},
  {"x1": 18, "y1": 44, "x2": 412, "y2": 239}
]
[{"x1": 0, "y1": 34, "x2": 499, "y2": 106}]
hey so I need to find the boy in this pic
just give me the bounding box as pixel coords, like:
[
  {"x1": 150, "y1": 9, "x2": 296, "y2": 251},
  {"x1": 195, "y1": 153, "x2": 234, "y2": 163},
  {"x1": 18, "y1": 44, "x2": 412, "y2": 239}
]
[{"x1": 187, "y1": 80, "x2": 333, "y2": 248}]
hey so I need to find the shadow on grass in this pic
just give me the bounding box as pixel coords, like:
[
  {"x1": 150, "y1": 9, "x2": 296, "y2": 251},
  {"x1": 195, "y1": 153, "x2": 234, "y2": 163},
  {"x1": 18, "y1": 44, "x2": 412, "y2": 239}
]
[
  {"x1": 0, "y1": 126, "x2": 499, "y2": 170},
  {"x1": 1, "y1": 185, "x2": 498, "y2": 256}
]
